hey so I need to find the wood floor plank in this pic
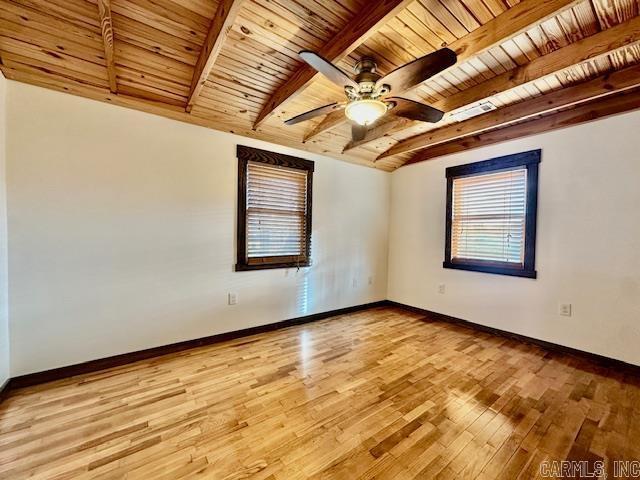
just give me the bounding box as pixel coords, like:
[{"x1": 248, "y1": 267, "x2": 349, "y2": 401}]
[{"x1": 0, "y1": 306, "x2": 638, "y2": 479}]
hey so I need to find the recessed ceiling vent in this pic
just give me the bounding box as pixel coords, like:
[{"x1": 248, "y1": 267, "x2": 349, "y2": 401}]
[{"x1": 450, "y1": 101, "x2": 496, "y2": 121}]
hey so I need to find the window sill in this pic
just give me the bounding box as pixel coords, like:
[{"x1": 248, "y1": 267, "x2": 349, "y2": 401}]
[
  {"x1": 443, "y1": 261, "x2": 536, "y2": 279},
  {"x1": 235, "y1": 261, "x2": 311, "y2": 272}
]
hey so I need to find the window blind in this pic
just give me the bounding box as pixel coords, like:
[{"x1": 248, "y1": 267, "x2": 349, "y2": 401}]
[
  {"x1": 246, "y1": 161, "x2": 309, "y2": 262},
  {"x1": 451, "y1": 167, "x2": 527, "y2": 265}
]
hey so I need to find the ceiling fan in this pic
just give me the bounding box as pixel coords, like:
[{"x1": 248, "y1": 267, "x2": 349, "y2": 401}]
[{"x1": 284, "y1": 48, "x2": 457, "y2": 142}]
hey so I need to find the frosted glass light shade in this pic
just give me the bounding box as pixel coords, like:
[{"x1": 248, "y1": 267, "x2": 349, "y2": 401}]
[{"x1": 345, "y1": 100, "x2": 387, "y2": 126}]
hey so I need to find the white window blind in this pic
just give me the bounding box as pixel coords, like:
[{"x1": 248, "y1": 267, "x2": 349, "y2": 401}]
[
  {"x1": 246, "y1": 161, "x2": 309, "y2": 261},
  {"x1": 451, "y1": 167, "x2": 527, "y2": 265}
]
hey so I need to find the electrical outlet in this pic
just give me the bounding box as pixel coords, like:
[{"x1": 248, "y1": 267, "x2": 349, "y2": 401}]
[
  {"x1": 228, "y1": 293, "x2": 238, "y2": 305},
  {"x1": 438, "y1": 284, "x2": 446, "y2": 294},
  {"x1": 559, "y1": 303, "x2": 572, "y2": 316},
  {"x1": 352, "y1": 278, "x2": 357, "y2": 288},
  {"x1": 368, "y1": 276, "x2": 373, "y2": 285}
]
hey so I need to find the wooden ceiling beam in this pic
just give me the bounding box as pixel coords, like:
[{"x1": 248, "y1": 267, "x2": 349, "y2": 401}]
[
  {"x1": 343, "y1": 117, "x2": 411, "y2": 152},
  {"x1": 440, "y1": 0, "x2": 582, "y2": 65},
  {"x1": 393, "y1": 64, "x2": 640, "y2": 160},
  {"x1": 378, "y1": 14, "x2": 640, "y2": 159},
  {"x1": 186, "y1": 0, "x2": 244, "y2": 112},
  {"x1": 97, "y1": 0, "x2": 117, "y2": 93},
  {"x1": 296, "y1": 0, "x2": 582, "y2": 142},
  {"x1": 303, "y1": 110, "x2": 348, "y2": 142},
  {"x1": 405, "y1": 87, "x2": 640, "y2": 165},
  {"x1": 435, "y1": 13, "x2": 640, "y2": 114},
  {"x1": 346, "y1": 0, "x2": 616, "y2": 150},
  {"x1": 252, "y1": 0, "x2": 415, "y2": 129}
]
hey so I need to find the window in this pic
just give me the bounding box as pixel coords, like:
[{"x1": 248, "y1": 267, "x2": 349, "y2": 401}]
[
  {"x1": 236, "y1": 145, "x2": 313, "y2": 271},
  {"x1": 444, "y1": 150, "x2": 540, "y2": 278}
]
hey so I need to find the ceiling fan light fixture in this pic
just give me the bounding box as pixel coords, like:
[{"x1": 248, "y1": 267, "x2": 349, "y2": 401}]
[{"x1": 345, "y1": 99, "x2": 388, "y2": 126}]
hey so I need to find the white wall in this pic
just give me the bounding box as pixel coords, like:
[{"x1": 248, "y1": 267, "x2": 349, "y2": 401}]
[
  {"x1": 6, "y1": 82, "x2": 390, "y2": 376},
  {"x1": 6, "y1": 80, "x2": 640, "y2": 377},
  {"x1": 388, "y1": 109, "x2": 640, "y2": 365},
  {"x1": 0, "y1": 72, "x2": 9, "y2": 385}
]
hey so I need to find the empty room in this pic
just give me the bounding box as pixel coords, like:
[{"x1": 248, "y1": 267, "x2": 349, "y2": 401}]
[{"x1": 1, "y1": 0, "x2": 640, "y2": 478}]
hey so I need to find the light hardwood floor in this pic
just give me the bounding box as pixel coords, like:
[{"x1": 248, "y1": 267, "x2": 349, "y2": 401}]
[{"x1": 1, "y1": 307, "x2": 638, "y2": 479}]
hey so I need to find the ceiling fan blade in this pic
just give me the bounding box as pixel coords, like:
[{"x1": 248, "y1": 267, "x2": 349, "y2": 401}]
[
  {"x1": 351, "y1": 123, "x2": 368, "y2": 142},
  {"x1": 299, "y1": 50, "x2": 359, "y2": 89},
  {"x1": 387, "y1": 97, "x2": 445, "y2": 123},
  {"x1": 284, "y1": 103, "x2": 345, "y2": 125},
  {"x1": 376, "y1": 48, "x2": 456, "y2": 95}
]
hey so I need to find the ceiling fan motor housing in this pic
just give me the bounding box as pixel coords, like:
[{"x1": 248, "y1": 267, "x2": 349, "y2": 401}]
[
  {"x1": 285, "y1": 48, "x2": 453, "y2": 132},
  {"x1": 346, "y1": 56, "x2": 389, "y2": 101},
  {"x1": 354, "y1": 57, "x2": 377, "y2": 75}
]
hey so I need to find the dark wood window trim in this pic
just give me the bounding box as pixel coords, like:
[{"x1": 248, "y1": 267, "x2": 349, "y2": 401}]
[
  {"x1": 236, "y1": 145, "x2": 314, "y2": 271},
  {"x1": 443, "y1": 149, "x2": 541, "y2": 279}
]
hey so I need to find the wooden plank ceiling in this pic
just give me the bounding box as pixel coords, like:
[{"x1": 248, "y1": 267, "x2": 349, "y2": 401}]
[{"x1": 0, "y1": 0, "x2": 639, "y2": 171}]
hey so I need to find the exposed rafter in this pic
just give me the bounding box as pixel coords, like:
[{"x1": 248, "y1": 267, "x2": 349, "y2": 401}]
[
  {"x1": 302, "y1": 0, "x2": 582, "y2": 144},
  {"x1": 434, "y1": 14, "x2": 640, "y2": 115},
  {"x1": 348, "y1": 0, "x2": 600, "y2": 150},
  {"x1": 343, "y1": 118, "x2": 410, "y2": 152},
  {"x1": 97, "y1": 0, "x2": 117, "y2": 93},
  {"x1": 378, "y1": 14, "x2": 640, "y2": 160},
  {"x1": 252, "y1": 0, "x2": 415, "y2": 129},
  {"x1": 437, "y1": 0, "x2": 582, "y2": 64},
  {"x1": 186, "y1": 0, "x2": 244, "y2": 113},
  {"x1": 387, "y1": 64, "x2": 640, "y2": 162},
  {"x1": 303, "y1": 110, "x2": 347, "y2": 143},
  {"x1": 342, "y1": 117, "x2": 414, "y2": 152},
  {"x1": 405, "y1": 87, "x2": 640, "y2": 165},
  {"x1": 2, "y1": 0, "x2": 638, "y2": 171}
]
